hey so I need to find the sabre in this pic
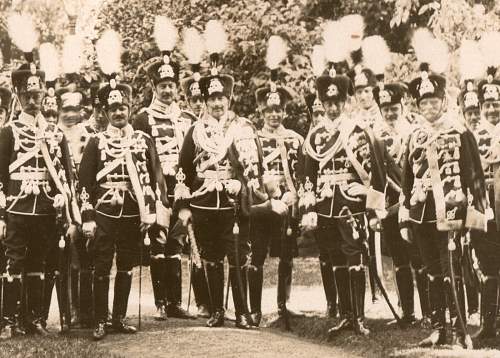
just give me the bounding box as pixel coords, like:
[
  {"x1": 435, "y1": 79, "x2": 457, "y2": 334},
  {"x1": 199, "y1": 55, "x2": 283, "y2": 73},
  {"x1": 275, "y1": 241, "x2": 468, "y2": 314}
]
[{"x1": 138, "y1": 232, "x2": 151, "y2": 330}]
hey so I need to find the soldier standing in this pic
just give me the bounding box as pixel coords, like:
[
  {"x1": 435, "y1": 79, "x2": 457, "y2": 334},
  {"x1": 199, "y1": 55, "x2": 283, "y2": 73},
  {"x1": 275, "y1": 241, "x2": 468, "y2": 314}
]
[
  {"x1": 400, "y1": 29, "x2": 487, "y2": 348},
  {"x1": 0, "y1": 20, "x2": 79, "y2": 338},
  {"x1": 247, "y1": 36, "x2": 304, "y2": 327},
  {"x1": 78, "y1": 30, "x2": 170, "y2": 340},
  {"x1": 133, "y1": 17, "x2": 195, "y2": 320}
]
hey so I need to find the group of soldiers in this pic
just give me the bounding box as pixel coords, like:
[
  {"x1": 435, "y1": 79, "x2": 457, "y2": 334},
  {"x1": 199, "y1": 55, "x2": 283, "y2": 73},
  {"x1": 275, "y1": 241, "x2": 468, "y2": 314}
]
[{"x1": 0, "y1": 12, "x2": 499, "y2": 351}]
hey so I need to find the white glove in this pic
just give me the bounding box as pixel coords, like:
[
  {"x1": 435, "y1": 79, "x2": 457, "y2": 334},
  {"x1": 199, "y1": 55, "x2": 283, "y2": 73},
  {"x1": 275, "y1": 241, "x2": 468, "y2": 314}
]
[
  {"x1": 346, "y1": 182, "x2": 368, "y2": 197},
  {"x1": 301, "y1": 212, "x2": 318, "y2": 232},
  {"x1": 178, "y1": 208, "x2": 192, "y2": 226},
  {"x1": 270, "y1": 199, "x2": 288, "y2": 216},
  {"x1": 82, "y1": 221, "x2": 97, "y2": 239},
  {"x1": 400, "y1": 228, "x2": 411, "y2": 243}
]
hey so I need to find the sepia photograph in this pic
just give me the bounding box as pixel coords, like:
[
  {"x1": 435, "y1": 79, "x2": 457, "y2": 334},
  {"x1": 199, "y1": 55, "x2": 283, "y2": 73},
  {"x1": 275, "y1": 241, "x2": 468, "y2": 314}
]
[{"x1": 1, "y1": 0, "x2": 500, "y2": 356}]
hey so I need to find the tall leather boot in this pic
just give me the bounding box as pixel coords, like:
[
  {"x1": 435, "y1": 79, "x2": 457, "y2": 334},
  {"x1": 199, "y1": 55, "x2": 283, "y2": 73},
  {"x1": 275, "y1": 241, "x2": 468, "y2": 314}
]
[
  {"x1": 415, "y1": 268, "x2": 431, "y2": 327},
  {"x1": 111, "y1": 271, "x2": 136, "y2": 334},
  {"x1": 445, "y1": 278, "x2": 467, "y2": 348},
  {"x1": 70, "y1": 268, "x2": 80, "y2": 326},
  {"x1": 1, "y1": 276, "x2": 25, "y2": 339},
  {"x1": 229, "y1": 266, "x2": 252, "y2": 329},
  {"x1": 328, "y1": 266, "x2": 353, "y2": 338},
  {"x1": 320, "y1": 260, "x2": 338, "y2": 318},
  {"x1": 395, "y1": 266, "x2": 416, "y2": 326},
  {"x1": 26, "y1": 273, "x2": 49, "y2": 335},
  {"x1": 165, "y1": 257, "x2": 195, "y2": 319},
  {"x1": 277, "y1": 260, "x2": 301, "y2": 318},
  {"x1": 350, "y1": 267, "x2": 370, "y2": 335},
  {"x1": 93, "y1": 275, "x2": 109, "y2": 341},
  {"x1": 247, "y1": 265, "x2": 263, "y2": 326},
  {"x1": 55, "y1": 270, "x2": 71, "y2": 332},
  {"x1": 418, "y1": 276, "x2": 447, "y2": 347},
  {"x1": 41, "y1": 272, "x2": 56, "y2": 328},
  {"x1": 79, "y1": 270, "x2": 94, "y2": 328},
  {"x1": 205, "y1": 262, "x2": 225, "y2": 327},
  {"x1": 191, "y1": 264, "x2": 210, "y2": 318},
  {"x1": 150, "y1": 257, "x2": 167, "y2": 320},
  {"x1": 473, "y1": 276, "x2": 498, "y2": 341}
]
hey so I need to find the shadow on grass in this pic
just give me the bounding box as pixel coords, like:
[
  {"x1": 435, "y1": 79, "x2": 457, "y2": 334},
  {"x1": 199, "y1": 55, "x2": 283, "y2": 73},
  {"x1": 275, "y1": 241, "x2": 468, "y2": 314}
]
[{"x1": 265, "y1": 314, "x2": 500, "y2": 358}]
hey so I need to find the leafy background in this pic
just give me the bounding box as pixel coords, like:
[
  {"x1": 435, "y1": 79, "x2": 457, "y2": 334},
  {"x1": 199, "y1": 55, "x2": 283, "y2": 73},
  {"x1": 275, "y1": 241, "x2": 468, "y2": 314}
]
[{"x1": 1, "y1": 0, "x2": 500, "y2": 134}]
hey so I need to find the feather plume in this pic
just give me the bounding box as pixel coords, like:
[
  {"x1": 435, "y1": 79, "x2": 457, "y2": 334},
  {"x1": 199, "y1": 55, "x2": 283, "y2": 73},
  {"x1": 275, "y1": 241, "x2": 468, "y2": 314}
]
[
  {"x1": 7, "y1": 13, "x2": 39, "y2": 53},
  {"x1": 95, "y1": 30, "x2": 122, "y2": 75},
  {"x1": 340, "y1": 14, "x2": 365, "y2": 51},
  {"x1": 362, "y1": 35, "x2": 391, "y2": 75},
  {"x1": 412, "y1": 28, "x2": 449, "y2": 73},
  {"x1": 266, "y1": 36, "x2": 288, "y2": 70},
  {"x1": 62, "y1": 34, "x2": 83, "y2": 75},
  {"x1": 458, "y1": 40, "x2": 485, "y2": 81},
  {"x1": 154, "y1": 16, "x2": 178, "y2": 52},
  {"x1": 323, "y1": 21, "x2": 350, "y2": 64},
  {"x1": 310, "y1": 45, "x2": 326, "y2": 77},
  {"x1": 182, "y1": 27, "x2": 205, "y2": 65},
  {"x1": 39, "y1": 43, "x2": 60, "y2": 82},
  {"x1": 204, "y1": 20, "x2": 227, "y2": 54},
  {"x1": 479, "y1": 32, "x2": 500, "y2": 68}
]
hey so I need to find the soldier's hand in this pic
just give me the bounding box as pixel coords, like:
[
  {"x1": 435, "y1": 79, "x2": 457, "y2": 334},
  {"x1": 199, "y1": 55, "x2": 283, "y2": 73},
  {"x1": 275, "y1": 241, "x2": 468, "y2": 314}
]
[
  {"x1": 300, "y1": 212, "x2": 318, "y2": 232},
  {"x1": 400, "y1": 228, "x2": 411, "y2": 243},
  {"x1": 66, "y1": 224, "x2": 79, "y2": 243},
  {"x1": 82, "y1": 221, "x2": 97, "y2": 239},
  {"x1": 178, "y1": 208, "x2": 192, "y2": 226},
  {"x1": 0, "y1": 219, "x2": 6, "y2": 241},
  {"x1": 140, "y1": 222, "x2": 152, "y2": 234},
  {"x1": 346, "y1": 182, "x2": 368, "y2": 197},
  {"x1": 369, "y1": 217, "x2": 382, "y2": 232},
  {"x1": 270, "y1": 199, "x2": 288, "y2": 216}
]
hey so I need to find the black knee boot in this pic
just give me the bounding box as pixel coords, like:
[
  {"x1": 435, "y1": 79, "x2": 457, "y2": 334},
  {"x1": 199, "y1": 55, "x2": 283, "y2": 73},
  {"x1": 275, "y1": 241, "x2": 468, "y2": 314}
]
[
  {"x1": 93, "y1": 275, "x2": 109, "y2": 341},
  {"x1": 320, "y1": 260, "x2": 338, "y2": 318},
  {"x1": 473, "y1": 276, "x2": 498, "y2": 341},
  {"x1": 70, "y1": 268, "x2": 80, "y2": 326},
  {"x1": 445, "y1": 278, "x2": 467, "y2": 348},
  {"x1": 229, "y1": 266, "x2": 252, "y2": 329},
  {"x1": 111, "y1": 271, "x2": 136, "y2": 334},
  {"x1": 150, "y1": 257, "x2": 167, "y2": 320},
  {"x1": 192, "y1": 265, "x2": 210, "y2": 318},
  {"x1": 395, "y1": 266, "x2": 416, "y2": 326},
  {"x1": 350, "y1": 267, "x2": 369, "y2": 335},
  {"x1": 328, "y1": 267, "x2": 353, "y2": 338},
  {"x1": 415, "y1": 268, "x2": 431, "y2": 327},
  {"x1": 41, "y1": 272, "x2": 55, "y2": 328},
  {"x1": 277, "y1": 260, "x2": 301, "y2": 318},
  {"x1": 418, "y1": 276, "x2": 447, "y2": 347},
  {"x1": 79, "y1": 270, "x2": 94, "y2": 328},
  {"x1": 166, "y1": 257, "x2": 195, "y2": 319},
  {"x1": 26, "y1": 274, "x2": 49, "y2": 335},
  {"x1": 0, "y1": 276, "x2": 25, "y2": 339},
  {"x1": 247, "y1": 265, "x2": 263, "y2": 326},
  {"x1": 205, "y1": 262, "x2": 225, "y2": 327}
]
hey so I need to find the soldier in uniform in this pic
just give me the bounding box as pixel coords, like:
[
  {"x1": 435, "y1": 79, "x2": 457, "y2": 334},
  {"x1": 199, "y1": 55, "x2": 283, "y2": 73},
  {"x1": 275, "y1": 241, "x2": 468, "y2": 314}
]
[
  {"x1": 176, "y1": 20, "x2": 287, "y2": 329},
  {"x1": 400, "y1": 30, "x2": 488, "y2": 348},
  {"x1": 300, "y1": 63, "x2": 388, "y2": 337},
  {"x1": 0, "y1": 42, "x2": 79, "y2": 338},
  {"x1": 372, "y1": 82, "x2": 431, "y2": 326},
  {"x1": 461, "y1": 61, "x2": 500, "y2": 341},
  {"x1": 247, "y1": 36, "x2": 304, "y2": 326},
  {"x1": 133, "y1": 20, "x2": 195, "y2": 320},
  {"x1": 78, "y1": 30, "x2": 170, "y2": 340},
  {"x1": 0, "y1": 87, "x2": 11, "y2": 127},
  {"x1": 182, "y1": 73, "x2": 204, "y2": 120}
]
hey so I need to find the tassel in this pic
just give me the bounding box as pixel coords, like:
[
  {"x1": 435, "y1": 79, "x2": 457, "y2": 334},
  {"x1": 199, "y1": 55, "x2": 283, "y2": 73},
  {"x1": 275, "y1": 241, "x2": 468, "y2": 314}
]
[
  {"x1": 286, "y1": 226, "x2": 292, "y2": 236},
  {"x1": 233, "y1": 222, "x2": 240, "y2": 235},
  {"x1": 25, "y1": 182, "x2": 33, "y2": 195},
  {"x1": 117, "y1": 191, "x2": 124, "y2": 205},
  {"x1": 32, "y1": 183, "x2": 40, "y2": 196},
  {"x1": 101, "y1": 150, "x2": 106, "y2": 161}
]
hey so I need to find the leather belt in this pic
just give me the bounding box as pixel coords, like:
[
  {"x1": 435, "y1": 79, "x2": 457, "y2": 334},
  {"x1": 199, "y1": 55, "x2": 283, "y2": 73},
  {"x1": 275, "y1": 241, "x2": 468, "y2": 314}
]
[
  {"x1": 197, "y1": 170, "x2": 233, "y2": 180},
  {"x1": 11, "y1": 171, "x2": 49, "y2": 181},
  {"x1": 318, "y1": 172, "x2": 356, "y2": 184},
  {"x1": 100, "y1": 181, "x2": 132, "y2": 190}
]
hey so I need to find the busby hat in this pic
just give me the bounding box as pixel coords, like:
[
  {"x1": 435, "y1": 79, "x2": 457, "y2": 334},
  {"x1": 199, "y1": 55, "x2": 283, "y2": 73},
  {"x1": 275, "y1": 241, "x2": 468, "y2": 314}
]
[
  {"x1": 457, "y1": 39, "x2": 484, "y2": 111},
  {"x1": 8, "y1": 13, "x2": 45, "y2": 94},
  {"x1": 305, "y1": 92, "x2": 324, "y2": 116},
  {"x1": 181, "y1": 27, "x2": 205, "y2": 100},
  {"x1": 408, "y1": 29, "x2": 449, "y2": 103},
  {"x1": 373, "y1": 82, "x2": 407, "y2": 108},
  {"x1": 477, "y1": 32, "x2": 500, "y2": 103}
]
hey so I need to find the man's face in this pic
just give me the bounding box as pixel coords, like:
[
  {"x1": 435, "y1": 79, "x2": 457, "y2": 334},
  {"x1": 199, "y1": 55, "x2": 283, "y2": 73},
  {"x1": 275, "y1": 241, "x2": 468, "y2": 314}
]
[
  {"x1": 463, "y1": 107, "x2": 481, "y2": 129},
  {"x1": 59, "y1": 107, "x2": 81, "y2": 127},
  {"x1": 0, "y1": 108, "x2": 7, "y2": 126},
  {"x1": 188, "y1": 96, "x2": 204, "y2": 117},
  {"x1": 206, "y1": 94, "x2": 228, "y2": 120},
  {"x1": 380, "y1": 103, "x2": 403, "y2": 127},
  {"x1": 19, "y1": 90, "x2": 43, "y2": 116},
  {"x1": 355, "y1": 86, "x2": 374, "y2": 110},
  {"x1": 418, "y1": 97, "x2": 444, "y2": 124},
  {"x1": 323, "y1": 98, "x2": 345, "y2": 121},
  {"x1": 155, "y1": 80, "x2": 177, "y2": 105},
  {"x1": 262, "y1": 106, "x2": 284, "y2": 129},
  {"x1": 481, "y1": 100, "x2": 500, "y2": 125},
  {"x1": 106, "y1": 104, "x2": 129, "y2": 128}
]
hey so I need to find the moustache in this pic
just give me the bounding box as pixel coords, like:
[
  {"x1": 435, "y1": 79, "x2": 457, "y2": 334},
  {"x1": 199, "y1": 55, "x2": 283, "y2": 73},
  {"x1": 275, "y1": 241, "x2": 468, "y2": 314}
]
[{"x1": 43, "y1": 110, "x2": 58, "y2": 118}]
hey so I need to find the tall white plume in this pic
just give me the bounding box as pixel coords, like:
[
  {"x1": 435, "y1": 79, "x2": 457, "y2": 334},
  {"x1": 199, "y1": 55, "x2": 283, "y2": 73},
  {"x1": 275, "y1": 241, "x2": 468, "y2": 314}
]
[
  {"x1": 310, "y1": 45, "x2": 326, "y2": 77},
  {"x1": 458, "y1": 39, "x2": 485, "y2": 81},
  {"x1": 62, "y1": 34, "x2": 83, "y2": 74},
  {"x1": 340, "y1": 14, "x2": 365, "y2": 52},
  {"x1": 8, "y1": 13, "x2": 39, "y2": 53},
  {"x1": 39, "y1": 43, "x2": 60, "y2": 82},
  {"x1": 182, "y1": 27, "x2": 205, "y2": 65},
  {"x1": 95, "y1": 30, "x2": 122, "y2": 75},
  {"x1": 323, "y1": 20, "x2": 350, "y2": 64},
  {"x1": 204, "y1": 20, "x2": 227, "y2": 55},
  {"x1": 266, "y1": 35, "x2": 288, "y2": 70},
  {"x1": 412, "y1": 28, "x2": 449, "y2": 73},
  {"x1": 154, "y1": 16, "x2": 178, "y2": 52},
  {"x1": 479, "y1": 32, "x2": 500, "y2": 68},
  {"x1": 362, "y1": 35, "x2": 391, "y2": 75}
]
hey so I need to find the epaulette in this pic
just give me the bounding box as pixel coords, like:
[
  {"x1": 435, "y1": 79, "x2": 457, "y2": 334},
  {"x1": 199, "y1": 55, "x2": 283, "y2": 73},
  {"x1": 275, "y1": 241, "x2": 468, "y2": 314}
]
[
  {"x1": 180, "y1": 110, "x2": 198, "y2": 123},
  {"x1": 134, "y1": 130, "x2": 152, "y2": 140}
]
